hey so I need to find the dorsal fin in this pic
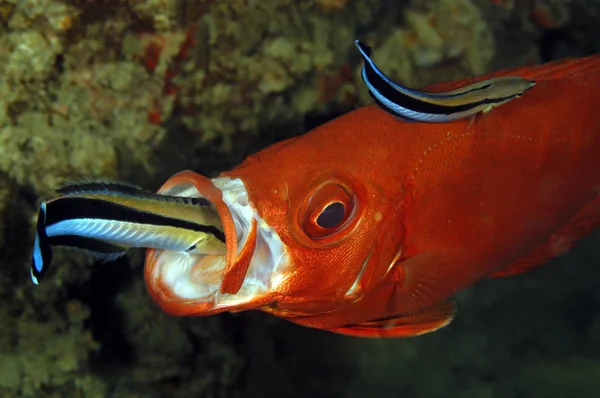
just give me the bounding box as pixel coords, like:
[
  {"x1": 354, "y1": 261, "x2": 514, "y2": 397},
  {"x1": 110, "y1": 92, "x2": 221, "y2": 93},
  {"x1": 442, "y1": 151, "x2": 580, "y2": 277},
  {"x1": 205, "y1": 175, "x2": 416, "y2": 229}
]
[
  {"x1": 56, "y1": 180, "x2": 212, "y2": 208},
  {"x1": 57, "y1": 180, "x2": 147, "y2": 196},
  {"x1": 425, "y1": 54, "x2": 600, "y2": 94}
]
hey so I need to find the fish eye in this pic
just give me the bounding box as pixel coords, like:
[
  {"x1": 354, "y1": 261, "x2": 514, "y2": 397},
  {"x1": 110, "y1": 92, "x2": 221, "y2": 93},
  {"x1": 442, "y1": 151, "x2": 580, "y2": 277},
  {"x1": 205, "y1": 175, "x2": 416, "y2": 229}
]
[
  {"x1": 299, "y1": 182, "x2": 357, "y2": 242},
  {"x1": 316, "y1": 202, "x2": 345, "y2": 228}
]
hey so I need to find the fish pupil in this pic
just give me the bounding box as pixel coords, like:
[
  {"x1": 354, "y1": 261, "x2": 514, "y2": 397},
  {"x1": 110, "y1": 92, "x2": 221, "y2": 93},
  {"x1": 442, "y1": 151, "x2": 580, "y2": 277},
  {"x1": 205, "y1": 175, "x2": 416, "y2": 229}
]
[{"x1": 316, "y1": 202, "x2": 345, "y2": 229}]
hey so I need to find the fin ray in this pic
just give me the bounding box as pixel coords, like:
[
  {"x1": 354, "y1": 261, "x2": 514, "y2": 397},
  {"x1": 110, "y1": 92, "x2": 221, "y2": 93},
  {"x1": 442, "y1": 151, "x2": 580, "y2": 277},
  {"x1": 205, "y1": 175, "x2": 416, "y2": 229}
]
[
  {"x1": 328, "y1": 301, "x2": 455, "y2": 338},
  {"x1": 31, "y1": 202, "x2": 52, "y2": 285},
  {"x1": 489, "y1": 194, "x2": 600, "y2": 278}
]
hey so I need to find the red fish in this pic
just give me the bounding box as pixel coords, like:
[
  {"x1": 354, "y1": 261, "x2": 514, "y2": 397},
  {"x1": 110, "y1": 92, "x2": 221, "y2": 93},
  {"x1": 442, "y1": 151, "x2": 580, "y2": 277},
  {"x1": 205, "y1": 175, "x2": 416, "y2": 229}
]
[{"x1": 144, "y1": 55, "x2": 600, "y2": 337}]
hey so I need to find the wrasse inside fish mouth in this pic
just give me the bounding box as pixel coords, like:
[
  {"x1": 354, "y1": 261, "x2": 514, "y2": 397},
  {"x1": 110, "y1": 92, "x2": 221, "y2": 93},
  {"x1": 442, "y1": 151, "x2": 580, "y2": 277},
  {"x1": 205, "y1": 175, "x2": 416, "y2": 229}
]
[
  {"x1": 31, "y1": 181, "x2": 226, "y2": 286},
  {"x1": 33, "y1": 54, "x2": 600, "y2": 338},
  {"x1": 355, "y1": 40, "x2": 536, "y2": 122}
]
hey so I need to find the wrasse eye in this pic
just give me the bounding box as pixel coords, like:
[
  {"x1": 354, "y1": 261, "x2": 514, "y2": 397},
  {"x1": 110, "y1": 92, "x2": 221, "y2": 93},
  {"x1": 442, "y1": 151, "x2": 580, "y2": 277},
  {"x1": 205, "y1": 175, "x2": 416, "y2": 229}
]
[{"x1": 300, "y1": 182, "x2": 357, "y2": 242}]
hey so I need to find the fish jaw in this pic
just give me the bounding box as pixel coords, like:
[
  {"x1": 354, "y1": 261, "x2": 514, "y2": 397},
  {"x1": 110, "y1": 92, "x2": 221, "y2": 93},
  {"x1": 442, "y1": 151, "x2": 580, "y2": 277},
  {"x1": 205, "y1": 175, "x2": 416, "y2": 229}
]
[{"x1": 144, "y1": 170, "x2": 290, "y2": 316}]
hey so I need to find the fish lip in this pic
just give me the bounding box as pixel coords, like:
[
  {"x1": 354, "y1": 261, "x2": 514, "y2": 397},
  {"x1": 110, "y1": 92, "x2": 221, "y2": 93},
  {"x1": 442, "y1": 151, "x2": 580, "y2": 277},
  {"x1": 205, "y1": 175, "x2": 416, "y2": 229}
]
[
  {"x1": 210, "y1": 177, "x2": 258, "y2": 295},
  {"x1": 144, "y1": 171, "x2": 288, "y2": 315}
]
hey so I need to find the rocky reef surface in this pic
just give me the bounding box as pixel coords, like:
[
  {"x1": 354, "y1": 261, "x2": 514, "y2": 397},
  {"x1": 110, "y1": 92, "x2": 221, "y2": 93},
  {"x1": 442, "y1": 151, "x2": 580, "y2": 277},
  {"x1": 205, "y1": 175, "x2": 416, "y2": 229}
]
[{"x1": 0, "y1": 0, "x2": 598, "y2": 397}]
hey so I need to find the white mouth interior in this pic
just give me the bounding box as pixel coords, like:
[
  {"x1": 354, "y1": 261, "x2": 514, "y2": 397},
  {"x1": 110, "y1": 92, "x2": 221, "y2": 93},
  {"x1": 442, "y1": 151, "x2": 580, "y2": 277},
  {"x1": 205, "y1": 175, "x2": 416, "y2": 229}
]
[{"x1": 151, "y1": 177, "x2": 288, "y2": 309}]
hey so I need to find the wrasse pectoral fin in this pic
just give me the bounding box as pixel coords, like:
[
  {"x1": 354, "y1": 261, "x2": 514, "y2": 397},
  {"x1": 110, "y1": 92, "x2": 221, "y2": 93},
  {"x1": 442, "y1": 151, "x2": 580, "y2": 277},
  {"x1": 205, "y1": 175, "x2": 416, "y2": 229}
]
[
  {"x1": 328, "y1": 301, "x2": 455, "y2": 338},
  {"x1": 355, "y1": 39, "x2": 536, "y2": 123}
]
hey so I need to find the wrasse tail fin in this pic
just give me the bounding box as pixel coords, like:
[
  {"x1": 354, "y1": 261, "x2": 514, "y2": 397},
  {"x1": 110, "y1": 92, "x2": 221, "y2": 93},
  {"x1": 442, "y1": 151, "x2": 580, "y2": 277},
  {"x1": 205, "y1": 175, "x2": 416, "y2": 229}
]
[
  {"x1": 32, "y1": 231, "x2": 130, "y2": 285},
  {"x1": 31, "y1": 202, "x2": 52, "y2": 285},
  {"x1": 488, "y1": 194, "x2": 600, "y2": 278},
  {"x1": 328, "y1": 301, "x2": 455, "y2": 338}
]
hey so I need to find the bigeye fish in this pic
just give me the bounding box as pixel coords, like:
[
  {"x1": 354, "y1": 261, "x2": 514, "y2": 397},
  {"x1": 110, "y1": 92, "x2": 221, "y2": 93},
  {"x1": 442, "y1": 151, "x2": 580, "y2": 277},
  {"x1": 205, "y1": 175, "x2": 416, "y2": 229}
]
[
  {"x1": 142, "y1": 55, "x2": 599, "y2": 337},
  {"x1": 355, "y1": 40, "x2": 536, "y2": 122},
  {"x1": 31, "y1": 181, "x2": 226, "y2": 284}
]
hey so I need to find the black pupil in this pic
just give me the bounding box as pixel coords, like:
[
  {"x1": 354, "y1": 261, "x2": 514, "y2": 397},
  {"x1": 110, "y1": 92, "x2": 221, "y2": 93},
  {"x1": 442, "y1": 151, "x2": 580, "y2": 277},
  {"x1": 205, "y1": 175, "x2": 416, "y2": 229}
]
[{"x1": 316, "y1": 202, "x2": 345, "y2": 229}]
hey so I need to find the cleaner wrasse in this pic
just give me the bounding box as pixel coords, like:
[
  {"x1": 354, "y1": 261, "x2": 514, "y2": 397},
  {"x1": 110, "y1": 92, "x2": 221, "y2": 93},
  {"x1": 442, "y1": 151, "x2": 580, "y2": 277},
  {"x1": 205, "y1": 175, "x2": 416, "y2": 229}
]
[
  {"x1": 31, "y1": 182, "x2": 226, "y2": 286},
  {"x1": 355, "y1": 40, "x2": 536, "y2": 122}
]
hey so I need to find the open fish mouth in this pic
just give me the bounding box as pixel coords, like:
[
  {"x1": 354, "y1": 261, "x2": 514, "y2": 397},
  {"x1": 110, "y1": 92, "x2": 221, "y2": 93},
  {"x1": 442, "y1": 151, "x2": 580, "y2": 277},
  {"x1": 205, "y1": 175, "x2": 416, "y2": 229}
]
[{"x1": 144, "y1": 171, "x2": 289, "y2": 315}]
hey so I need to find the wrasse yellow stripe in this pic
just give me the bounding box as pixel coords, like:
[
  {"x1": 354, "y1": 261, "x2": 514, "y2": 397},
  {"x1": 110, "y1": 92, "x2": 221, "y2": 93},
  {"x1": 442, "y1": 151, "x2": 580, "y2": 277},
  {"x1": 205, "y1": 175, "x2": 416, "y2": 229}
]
[{"x1": 355, "y1": 40, "x2": 536, "y2": 122}]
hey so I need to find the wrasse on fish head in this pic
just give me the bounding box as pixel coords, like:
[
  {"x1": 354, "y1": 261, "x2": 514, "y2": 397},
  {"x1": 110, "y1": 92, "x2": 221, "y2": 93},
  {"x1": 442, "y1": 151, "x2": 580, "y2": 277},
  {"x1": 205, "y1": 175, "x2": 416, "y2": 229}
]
[
  {"x1": 355, "y1": 40, "x2": 536, "y2": 122},
  {"x1": 31, "y1": 181, "x2": 226, "y2": 286},
  {"x1": 141, "y1": 52, "x2": 600, "y2": 338}
]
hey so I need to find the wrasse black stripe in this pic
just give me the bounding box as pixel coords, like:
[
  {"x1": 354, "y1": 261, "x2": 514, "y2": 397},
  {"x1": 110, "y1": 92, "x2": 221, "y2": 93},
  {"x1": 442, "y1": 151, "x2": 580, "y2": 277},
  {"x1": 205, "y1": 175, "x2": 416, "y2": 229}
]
[
  {"x1": 57, "y1": 182, "x2": 213, "y2": 208},
  {"x1": 368, "y1": 91, "x2": 407, "y2": 119},
  {"x1": 451, "y1": 83, "x2": 492, "y2": 96},
  {"x1": 361, "y1": 51, "x2": 514, "y2": 116},
  {"x1": 45, "y1": 197, "x2": 226, "y2": 243}
]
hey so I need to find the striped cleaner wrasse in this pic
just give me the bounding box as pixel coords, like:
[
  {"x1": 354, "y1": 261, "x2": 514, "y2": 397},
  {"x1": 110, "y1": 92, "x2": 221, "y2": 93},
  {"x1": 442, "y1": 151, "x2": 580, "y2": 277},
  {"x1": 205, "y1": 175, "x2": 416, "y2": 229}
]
[
  {"x1": 31, "y1": 181, "x2": 226, "y2": 285},
  {"x1": 355, "y1": 40, "x2": 536, "y2": 122}
]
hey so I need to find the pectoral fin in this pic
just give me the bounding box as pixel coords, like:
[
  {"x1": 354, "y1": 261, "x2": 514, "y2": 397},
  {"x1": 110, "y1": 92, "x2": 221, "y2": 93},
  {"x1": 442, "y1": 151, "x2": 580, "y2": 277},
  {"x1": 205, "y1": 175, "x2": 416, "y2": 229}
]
[
  {"x1": 488, "y1": 195, "x2": 600, "y2": 278},
  {"x1": 327, "y1": 301, "x2": 456, "y2": 338}
]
